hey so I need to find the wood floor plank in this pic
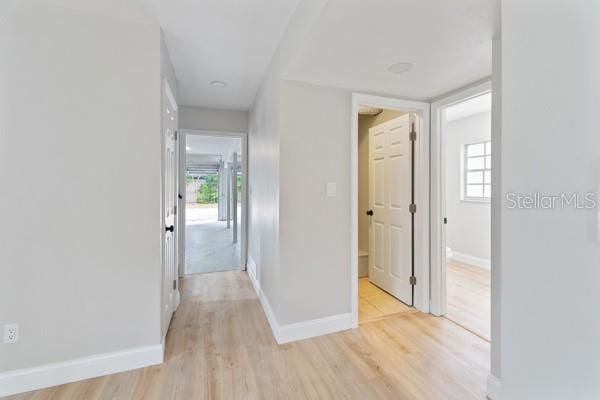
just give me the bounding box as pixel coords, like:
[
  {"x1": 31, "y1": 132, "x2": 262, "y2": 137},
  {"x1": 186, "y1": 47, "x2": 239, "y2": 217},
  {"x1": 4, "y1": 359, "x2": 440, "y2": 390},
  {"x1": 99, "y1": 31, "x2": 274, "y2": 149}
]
[
  {"x1": 7, "y1": 271, "x2": 489, "y2": 400},
  {"x1": 446, "y1": 261, "x2": 491, "y2": 340},
  {"x1": 358, "y1": 278, "x2": 416, "y2": 324}
]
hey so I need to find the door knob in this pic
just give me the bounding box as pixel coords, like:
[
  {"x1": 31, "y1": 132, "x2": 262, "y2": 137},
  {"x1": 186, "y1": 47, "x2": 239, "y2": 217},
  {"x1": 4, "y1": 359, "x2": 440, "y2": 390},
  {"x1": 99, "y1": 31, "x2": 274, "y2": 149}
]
[
  {"x1": 165, "y1": 225, "x2": 174, "y2": 232},
  {"x1": 366, "y1": 210, "x2": 374, "y2": 216}
]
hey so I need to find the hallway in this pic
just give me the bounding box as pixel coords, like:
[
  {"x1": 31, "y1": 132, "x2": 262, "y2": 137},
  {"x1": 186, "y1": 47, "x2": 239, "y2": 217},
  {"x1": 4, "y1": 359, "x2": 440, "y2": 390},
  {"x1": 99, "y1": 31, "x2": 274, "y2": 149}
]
[{"x1": 10, "y1": 271, "x2": 490, "y2": 400}]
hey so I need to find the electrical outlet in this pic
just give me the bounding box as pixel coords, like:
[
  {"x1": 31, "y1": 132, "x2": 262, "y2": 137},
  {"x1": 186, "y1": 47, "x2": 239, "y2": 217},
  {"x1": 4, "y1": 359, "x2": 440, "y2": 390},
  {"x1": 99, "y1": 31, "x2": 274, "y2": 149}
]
[{"x1": 4, "y1": 323, "x2": 19, "y2": 344}]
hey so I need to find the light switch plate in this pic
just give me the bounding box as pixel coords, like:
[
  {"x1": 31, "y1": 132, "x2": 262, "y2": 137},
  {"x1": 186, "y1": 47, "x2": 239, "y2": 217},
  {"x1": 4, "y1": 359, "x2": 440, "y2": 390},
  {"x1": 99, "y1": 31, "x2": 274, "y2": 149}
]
[{"x1": 327, "y1": 182, "x2": 337, "y2": 197}]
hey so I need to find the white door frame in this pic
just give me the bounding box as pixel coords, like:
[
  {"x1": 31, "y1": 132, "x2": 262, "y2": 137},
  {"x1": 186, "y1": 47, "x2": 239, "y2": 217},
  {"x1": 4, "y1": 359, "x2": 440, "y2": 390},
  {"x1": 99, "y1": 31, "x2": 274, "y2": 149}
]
[
  {"x1": 178, "y1": 129, "x2": 248, "y2": 274},
  {"x1": 429, "y1": 80, "x2": 491, "y2": 316},
  {"x1": 350, "y1": 93, "x2": 430, "y2": 328}
]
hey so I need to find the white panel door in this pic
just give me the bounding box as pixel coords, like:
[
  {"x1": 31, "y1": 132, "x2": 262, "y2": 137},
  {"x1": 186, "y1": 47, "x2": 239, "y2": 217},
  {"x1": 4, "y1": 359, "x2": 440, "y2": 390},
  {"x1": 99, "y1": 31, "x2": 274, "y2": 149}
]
[
  {"x1": 162, "y1": 82, "x2": 179, "y2": 335},
  {"x1": 368, "y1": 114, "x2": 412, "y2": 305}
]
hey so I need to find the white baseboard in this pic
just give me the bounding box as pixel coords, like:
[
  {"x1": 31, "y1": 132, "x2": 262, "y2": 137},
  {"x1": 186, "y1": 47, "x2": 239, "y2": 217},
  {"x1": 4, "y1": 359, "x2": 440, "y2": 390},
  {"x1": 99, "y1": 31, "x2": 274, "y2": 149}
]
[
  {"x1": 451, "y1": 251, "x2": 491, "y2": 270},
  {"x1": 246, "y1": 263, "x2": 353, "y2": 345},
  {"x1": 245, "y1": 258, "x2": 283, "y2": 342},
  {"x1": 0, "y1": 344, "x2": 163, "y2": 397},
  {"x1": 173, "y1": 289, "x2": 181, "y2": 311},
  {"x1": 276, "y1": 312, "x2": 354, "y2": 344},
  {"x1": 247, "y1": 255, "x2": 257, "y2": 283},
  {"x1": 486, "y1": 374, "x2": 501, "y2": 399},
  {"x1": 256, "y1": 283, "x2": 281, "y2": 339},
  {"x1": 247, "y1": 259, "x2": 260, "y2": 297}
]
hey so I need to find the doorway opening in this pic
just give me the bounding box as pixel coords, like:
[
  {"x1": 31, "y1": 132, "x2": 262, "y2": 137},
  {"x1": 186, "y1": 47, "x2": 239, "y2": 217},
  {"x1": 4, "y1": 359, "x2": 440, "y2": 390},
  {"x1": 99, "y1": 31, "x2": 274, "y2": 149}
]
[
  {"x1": 181, "y1": 132, "x2": 246, "y2": 275},
  {"x1": 431, "y1": 84, "x2": 492, "y2": 341},
  {"x1": 357, "y1": 107, "x2": 415, "y2": 323},
  {"x1": 351, "y1": 94, "x2": 430, "y2": 326},
  {"x1": 442, "y1": 92, "x2": 492, "y2": 340}
]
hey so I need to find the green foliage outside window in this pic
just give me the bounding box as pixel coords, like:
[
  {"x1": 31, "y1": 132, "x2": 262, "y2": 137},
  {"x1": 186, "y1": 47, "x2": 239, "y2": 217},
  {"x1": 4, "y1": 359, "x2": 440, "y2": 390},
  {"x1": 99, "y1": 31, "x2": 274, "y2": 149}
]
[
  {"x1": 191, "y1": 173, "x2": 243, "y2": 204},
  {"x1": 197, "y1": 174, "x2": 218, "y2": 204}
]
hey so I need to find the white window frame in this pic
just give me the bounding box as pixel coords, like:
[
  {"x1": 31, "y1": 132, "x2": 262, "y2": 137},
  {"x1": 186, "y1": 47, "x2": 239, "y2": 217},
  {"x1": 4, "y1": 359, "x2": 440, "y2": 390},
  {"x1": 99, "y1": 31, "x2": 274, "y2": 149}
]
[{"x1": 462, "y1": 140, "x2": 491, "y2": 202}]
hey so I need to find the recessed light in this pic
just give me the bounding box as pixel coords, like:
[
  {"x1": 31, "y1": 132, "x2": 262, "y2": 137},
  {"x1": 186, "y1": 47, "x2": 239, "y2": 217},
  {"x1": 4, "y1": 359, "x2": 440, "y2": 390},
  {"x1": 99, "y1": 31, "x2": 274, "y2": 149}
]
[
  {"x1": 387, "y1": 62, "x2": 413, "y2": 75},
  {"x1": 210, "y1": 80, "x2": 227, "y2": 88}
]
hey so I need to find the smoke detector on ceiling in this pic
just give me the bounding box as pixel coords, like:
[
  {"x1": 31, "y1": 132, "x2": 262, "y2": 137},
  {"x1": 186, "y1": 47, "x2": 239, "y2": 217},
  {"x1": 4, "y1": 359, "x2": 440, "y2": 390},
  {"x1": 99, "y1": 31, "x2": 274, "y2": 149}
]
[
  {"x1": 358, "y1": 106, "x2": 383, "y2": 116},
  {"x1": 210, "y1": 80, "x2": 227, "y2": 88}
]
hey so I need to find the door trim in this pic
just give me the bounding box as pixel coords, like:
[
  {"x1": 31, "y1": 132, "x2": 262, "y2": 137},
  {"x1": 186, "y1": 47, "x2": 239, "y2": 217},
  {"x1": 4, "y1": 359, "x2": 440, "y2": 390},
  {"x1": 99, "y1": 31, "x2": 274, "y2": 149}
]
[
  {"x1": 429, "y1": 79, "x2": 491, "y2": 316},
  {"x1": 178, "y1": 129, "x2": 248, "y2": 274},
  {"x1": 350, "y1": 93, "x2": 430, "y2": 328}
]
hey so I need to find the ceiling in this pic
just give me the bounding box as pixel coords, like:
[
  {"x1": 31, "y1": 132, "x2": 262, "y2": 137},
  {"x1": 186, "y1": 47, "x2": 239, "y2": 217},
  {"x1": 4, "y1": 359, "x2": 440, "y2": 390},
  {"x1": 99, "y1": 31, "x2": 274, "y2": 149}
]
[
  {"x1": 445, "y1": 92, "x2": 491, "y2": 123},
  {"x1": 186, "y1": 135, "x2": 241, "y2": 157},
  {"x1": 31, "y1": 0, "x2": 499, "y2": 110},
  {"x1": 285, "y1": 0, "x2": 499, "y2": 101},
  {"x1": 145, "y1": 0, "x2": 301, "y2": 109},
  {"x1": 29, "y1": 0, "x2": 153, "y2": 23}
]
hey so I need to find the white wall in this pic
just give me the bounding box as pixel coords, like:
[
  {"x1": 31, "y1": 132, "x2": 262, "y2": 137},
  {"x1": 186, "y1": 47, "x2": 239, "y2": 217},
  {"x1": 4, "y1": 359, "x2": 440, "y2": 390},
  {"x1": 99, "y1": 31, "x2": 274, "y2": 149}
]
[
  {"x1": 251, "y1": 78, "x2": 354, "y2": 326},
  {"x1": 498, "y1": 1, "x2": 600, "y2": 398},
  {"x1": 247, "y1": 0, "x2": 329, "y2": 324},
  {"x1": 180, "y1": 106, "x2": 248, "y2": 133},
  {"x1": 278, "y1": 80, "x2": 352, "y2": 324},
  {"x1": 161, "y1": 30, "x2": 179, "y2": 101},
  {"x1": 444, "y1": 111, "x2": 491, "y2": 265},
  {"x1": 0, "y1": 0, "x2": 163, "y2": 375},
  {"x1": 248, "y1": 69, "x2": 282, "y2": 315}
]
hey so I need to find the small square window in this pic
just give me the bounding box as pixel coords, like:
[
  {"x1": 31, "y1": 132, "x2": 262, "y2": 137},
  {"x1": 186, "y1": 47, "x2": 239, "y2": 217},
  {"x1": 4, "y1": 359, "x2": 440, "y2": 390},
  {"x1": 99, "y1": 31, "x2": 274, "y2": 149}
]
[
  {"x1": 464, "y1": 141, "x2": 491, "y2": 200},
  {"x1": 467, "y1": 142, "x2": 485, "y2": 157},
  {"x1": 467, "y1": 156, "x2": 485, "y2": 170}
]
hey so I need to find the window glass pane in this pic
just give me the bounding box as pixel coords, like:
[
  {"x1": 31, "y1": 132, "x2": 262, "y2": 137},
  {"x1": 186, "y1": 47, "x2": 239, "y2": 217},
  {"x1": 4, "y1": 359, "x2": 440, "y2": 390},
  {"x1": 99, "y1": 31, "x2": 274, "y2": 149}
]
[
  {"x1": 467, "y1": 171, "x2": 484, "y2": 184},
  {"x1": 467, "y1": 185, "x2": 484, "y2": 198},
  {"x1": 485, "y1": 141, "x2": 492, "y2": 154},
  {"x1": 484, "y1": 184, "x2": 491, "y2": 198},
  {"x1": 485, "y1": 156, "x2": 491, "y2": 169},
  {"x1": 467, "y1": 143, "x2": 485, "y2": 157},
  {"x1": 484, "y1": 170, "x2": 492, "y2": 184},
  {"x1": 467, "y1": 156, "x2": 485, "y2": 170}
]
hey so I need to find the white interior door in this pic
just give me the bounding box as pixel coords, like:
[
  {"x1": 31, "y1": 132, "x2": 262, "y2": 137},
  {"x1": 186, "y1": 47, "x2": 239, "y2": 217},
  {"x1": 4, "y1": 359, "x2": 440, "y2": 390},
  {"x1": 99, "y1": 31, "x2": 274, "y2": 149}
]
[
  {"x1": 368, "y1": 114, "x2": 413, "y2": 305},
  {"x1": 162, "y1": 82, "x2": 179, "y2": 336}
]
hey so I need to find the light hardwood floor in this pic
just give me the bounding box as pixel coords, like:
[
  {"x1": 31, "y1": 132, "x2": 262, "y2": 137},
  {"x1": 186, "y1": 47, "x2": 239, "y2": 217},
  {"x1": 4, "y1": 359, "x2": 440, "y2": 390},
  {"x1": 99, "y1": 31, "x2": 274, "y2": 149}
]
[
  {"x1": 446, "y1": 261, "x2": 491, "y2": 341},
  {"x1": 8, "y1": 271, "x2": 489, "y2": 400},
  {"x1": 358, "y1": 277, "x2": 415, "y2": 323}
]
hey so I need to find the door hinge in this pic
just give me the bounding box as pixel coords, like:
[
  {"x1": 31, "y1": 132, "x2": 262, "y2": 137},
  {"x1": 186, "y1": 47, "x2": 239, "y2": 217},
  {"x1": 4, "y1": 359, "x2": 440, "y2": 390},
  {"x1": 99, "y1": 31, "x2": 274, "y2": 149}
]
[
  {"x1": 174, "y1": 130, "x2": 178, "y2": 140},
  {"x1": 174, "y1": 205, "x2": 177, "y2": 215},
  {"x1": 409, "y1": 276, "x2": 417, "y2": 286},
  {"x1": 409, "y1": 204, "x2": 416, "y2": 214},
  {"x1": 443, "y1": 217, "x2": 447, "y2": 224},
  {"x1": 173, "y1": 279, "x2": 177, "y2": 290},
  {"x1": 409, "y1": 130, "x2": 417, "y2": 142}
]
